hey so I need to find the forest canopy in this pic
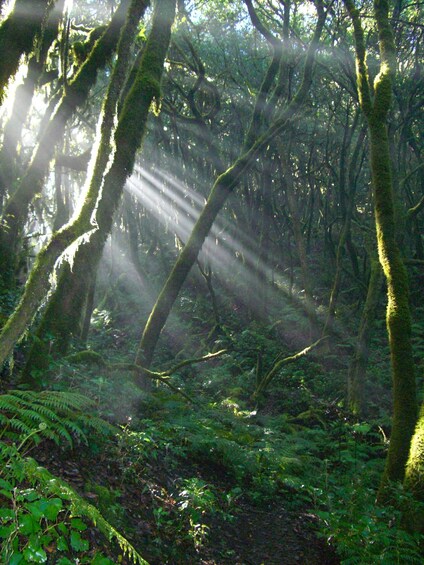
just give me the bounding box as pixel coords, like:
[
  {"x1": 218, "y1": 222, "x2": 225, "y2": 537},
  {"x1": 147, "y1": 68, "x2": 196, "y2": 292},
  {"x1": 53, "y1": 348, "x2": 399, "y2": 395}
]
[{"x1": 0, "y1": 0, "x2": 423, "y2": 563}]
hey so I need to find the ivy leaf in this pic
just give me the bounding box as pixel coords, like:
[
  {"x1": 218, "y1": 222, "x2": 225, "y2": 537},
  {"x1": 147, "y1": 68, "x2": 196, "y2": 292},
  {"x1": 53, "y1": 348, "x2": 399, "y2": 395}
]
[
  {"x1": 0, "y1": 524, "x2": 15, "y2": 538},
  {"x1": 9, "y1": 553, "x2": 24, "y2": 565},
  {"x1": 0, "y1": 507, "x2": 14, "y2": 521},
  {"x1": 43, "y1": 497, "x2": 63, "y2": 521},
  {"x1": 20, "y1": 489, "x2": 39, "y2": 502}
]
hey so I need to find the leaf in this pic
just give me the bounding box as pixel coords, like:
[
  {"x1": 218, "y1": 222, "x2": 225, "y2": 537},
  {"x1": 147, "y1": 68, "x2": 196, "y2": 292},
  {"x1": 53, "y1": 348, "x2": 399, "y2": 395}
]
[
  {"x1": 0, "y1": 488, "x2": 14, "y2": 500},
  {"x1": 91, "y1": 554, "x2": 116, "y2": 565},
  {"x1": 70, "y1": 517, "x2": 87, "y2": 531},
  {"x1": 19, "y1": 513, "x2": 41, "y2": 535},
  {"x1": 20, "y1": 489, "x2": 39, "y2": 502},
  {"x1": 9, "y1": 554, "x2": 24, "y2": 565},
  {"x1": 0, "y1": 523, "x2": 15, "y2": 538},
  {"x1": 57, "y1": 522, "x2": 68, "y2": 535},
  {"x1": 0, "y1": 507, "x2": 14, "y2": 520},
  {"x1": 23, "y1": 545, "x2": 47, "y2": 563},
  {"x1": 0, "y1": 478, "x2": 13, "y2": 490},
  {"x1": 353, "y1": 423, "x2": 372, "y2": 434},
  {"x1": 43, "y1": 498, "x2": 63, "y2": 521},
  {"x1": 57, "y1": 535, "x2": 69, "y2": 551},
  {"x1": 70, "y1": 529, "x2": 89, "y2": 552}
]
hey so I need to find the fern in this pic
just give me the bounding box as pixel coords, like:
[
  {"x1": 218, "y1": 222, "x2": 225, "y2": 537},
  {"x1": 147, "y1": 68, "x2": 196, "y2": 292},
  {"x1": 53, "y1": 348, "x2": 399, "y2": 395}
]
[
  {"x1": 22, "y1": 457, "x2": 149, "y2": 564},
  {"x1": 0, "y1": 390, "x2": 148, "y2": 563},
  {"x1": 0, "y1": 390, "x2": 115, "y2": 448}
]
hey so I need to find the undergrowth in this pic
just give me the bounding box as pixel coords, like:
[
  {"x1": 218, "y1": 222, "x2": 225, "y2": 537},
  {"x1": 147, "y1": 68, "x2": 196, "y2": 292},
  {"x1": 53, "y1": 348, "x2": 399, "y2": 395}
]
[{"x1": 0, "y1": 390, "x2": 148, "y2": 564}]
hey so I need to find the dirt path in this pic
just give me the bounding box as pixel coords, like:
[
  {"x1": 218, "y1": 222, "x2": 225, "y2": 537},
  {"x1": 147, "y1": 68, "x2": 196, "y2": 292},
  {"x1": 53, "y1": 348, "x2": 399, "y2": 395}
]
[
  {"x1": 200, "y1": 499, "x2": 339, "y2": 565},
  {"x1": 37, "y1": 443, "x2": 339, "y2": 564}
]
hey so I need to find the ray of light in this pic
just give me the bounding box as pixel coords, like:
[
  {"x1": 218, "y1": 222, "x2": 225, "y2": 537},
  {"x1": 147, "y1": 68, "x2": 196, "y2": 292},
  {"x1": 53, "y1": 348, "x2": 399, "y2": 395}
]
[{"x1": 125, "y1": 167, "x2": 327, "y2": 346}]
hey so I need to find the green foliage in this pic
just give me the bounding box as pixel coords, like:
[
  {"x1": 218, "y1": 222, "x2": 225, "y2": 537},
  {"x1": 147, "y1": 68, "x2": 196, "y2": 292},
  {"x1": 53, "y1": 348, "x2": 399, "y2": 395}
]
[
  {"x1": 0, "y1": 390, "x2": 148, "y2": 564},
  {"x1": 0, "y1": 390, "x2": 115, "y2": 448},
  {"x1": 122, "y1": 392, "x2": 305, "y2": 500},
  {"x1": 150, "y1": 476, "x2": 220, "y2": 550},
  {"x1": 309, "y1": 419, "x2": 424, "y2": 563},
  {"x1": 0, "y1": 448, "x2": 148, "y2": 564},
  {"x1": 317, "y1": 483, "x2": 423, "y2": 564}
]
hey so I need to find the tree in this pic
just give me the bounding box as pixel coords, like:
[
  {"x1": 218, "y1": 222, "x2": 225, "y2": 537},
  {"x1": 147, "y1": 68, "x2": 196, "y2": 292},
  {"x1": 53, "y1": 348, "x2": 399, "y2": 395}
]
[
  {"x1": 135, "y1": 0, "x2": 327, "y2": 386},
  {"x1": 0, "y1": 0, "x2": 176, "y2": 370},
  {"x1": 0, "y1": 0, "x2": 130, "y2": 291},
  {"x1": 344, "y1": 0, "x2": 417, "y2": 493}
]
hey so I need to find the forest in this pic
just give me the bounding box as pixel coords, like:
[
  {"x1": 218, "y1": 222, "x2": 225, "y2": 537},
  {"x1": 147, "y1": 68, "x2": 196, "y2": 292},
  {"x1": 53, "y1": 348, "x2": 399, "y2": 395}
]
[{"x1": 0, "y1": 0, "x2": 423, "y2": 563}]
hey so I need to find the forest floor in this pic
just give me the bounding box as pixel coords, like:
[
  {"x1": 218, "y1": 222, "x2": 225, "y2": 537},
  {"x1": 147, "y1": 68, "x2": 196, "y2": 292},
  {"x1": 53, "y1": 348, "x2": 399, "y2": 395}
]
[{"x1": 36, "y1": 436, "x2": 339, "y2": 565}]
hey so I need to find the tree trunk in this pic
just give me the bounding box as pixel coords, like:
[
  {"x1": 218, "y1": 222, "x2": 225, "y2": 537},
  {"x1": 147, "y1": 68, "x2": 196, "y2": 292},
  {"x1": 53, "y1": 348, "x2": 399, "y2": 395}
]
[
  {"x1": 347, "y1": 250, "x2": 382, "y2": 415},
  {"x1": 0, "y1": 0, "x2": 175, "y2": 371},
  {"x1": 0, "y1": 0, "x2": 130, "y2": 290},
  {"x1": 344, "y1": 0, "x2": 417, "y2": 494},
  {"x1": 403, "y1": 402, "x2": 424, "y2": 532},
  {"x1": 0, "y1": 0, "x2": 54, "y2": 103},
  {"x1": 0, "y1": 0, "x2": 65, "y2": 208},
  {"x1": 135, "y1": 4, "x2": 326, "y2": 386}
]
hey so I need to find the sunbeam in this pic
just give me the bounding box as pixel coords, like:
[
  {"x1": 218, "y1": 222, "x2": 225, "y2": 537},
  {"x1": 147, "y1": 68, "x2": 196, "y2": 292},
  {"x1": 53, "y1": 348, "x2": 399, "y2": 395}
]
[{"x1": 125, "y1": 164, "x2": 330, "y2": 349}]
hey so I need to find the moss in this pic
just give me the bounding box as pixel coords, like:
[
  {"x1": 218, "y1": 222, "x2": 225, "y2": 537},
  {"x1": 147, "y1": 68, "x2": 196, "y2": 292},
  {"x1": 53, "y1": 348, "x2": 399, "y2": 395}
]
[
  {"x1": 23, "y1": 240, "x2": 98, "y2": 382},
  {"x1": 65, "y1": 350, "x2": 106, "y2": 366},
  {"x1": 0, "y1": 0, "x2": 52, "y2": 102},
  {"x1": 405, "y1": 405, "x2": 424, "y2": 500},
  {"x1": 403, "y1": 404, "x2": 424, "y2": 532},
  {"x1": 373, "y1": 69, "x2": 392, "y2": 122},
  {"x1": 72, "y1": 25, "x2": 108, "y2": 66}
]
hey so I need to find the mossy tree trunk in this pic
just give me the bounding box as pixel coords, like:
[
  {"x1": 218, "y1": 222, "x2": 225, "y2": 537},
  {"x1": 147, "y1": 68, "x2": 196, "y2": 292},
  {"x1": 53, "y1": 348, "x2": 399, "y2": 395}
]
[
  {"x1": 0, "y1": 0, "x2": 54, "y2": 103},
  {"x1": 344, "y1": 0, "x2": 417, "y2": 493},
  {"x1": 135, "y1": 2, "x2": 326, "y2": 386},
  {"x1": 23, "y1": 0, "x2": 150, "y2": 378},
  {"x1": 0, "y1": 0, "x2": 130, "y2": 291},
  {"x1": 403, "y1": 402, "x2": 424, "y2": 532},
  {"x1": 0, "y1": 0, "x2": 65, "y2": 207},
  {"x1": 0, "y1": 0, "x2": 175, "y2": 373}
]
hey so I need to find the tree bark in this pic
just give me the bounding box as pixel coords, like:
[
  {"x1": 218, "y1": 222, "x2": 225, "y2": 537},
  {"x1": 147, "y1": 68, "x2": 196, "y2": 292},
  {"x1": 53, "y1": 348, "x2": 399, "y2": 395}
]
[{"x1": 347, "y1": 249, "x2": 382, "y2": 415}]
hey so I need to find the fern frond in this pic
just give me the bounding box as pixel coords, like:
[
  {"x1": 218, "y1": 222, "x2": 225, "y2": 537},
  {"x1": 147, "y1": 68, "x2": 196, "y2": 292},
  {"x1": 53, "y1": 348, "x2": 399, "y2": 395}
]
[
  {"x1": 58, "y1": 420, "x2": 88, "y2": 444},
  {"x1": 8, "y1": 417, "x2": 32, "y2": 435},
  {"x1": 0, "y1": 394, "x2": 22, "y2": 410},
  {"x1": 23, "y1": 457, "x2": 149, "y2": 565},
  {"x1": 38, "y1": 391, "x2": 94, "y2": 411},
  {"x1": 77, "y1": 414, "x2": 116, "y2": 436},
  {"x1": 0, "y1": 391, "x2": 115, "y2": 449},
  {"x1": 13, "y1": 408, "x2": 48, "y2": 425}
]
